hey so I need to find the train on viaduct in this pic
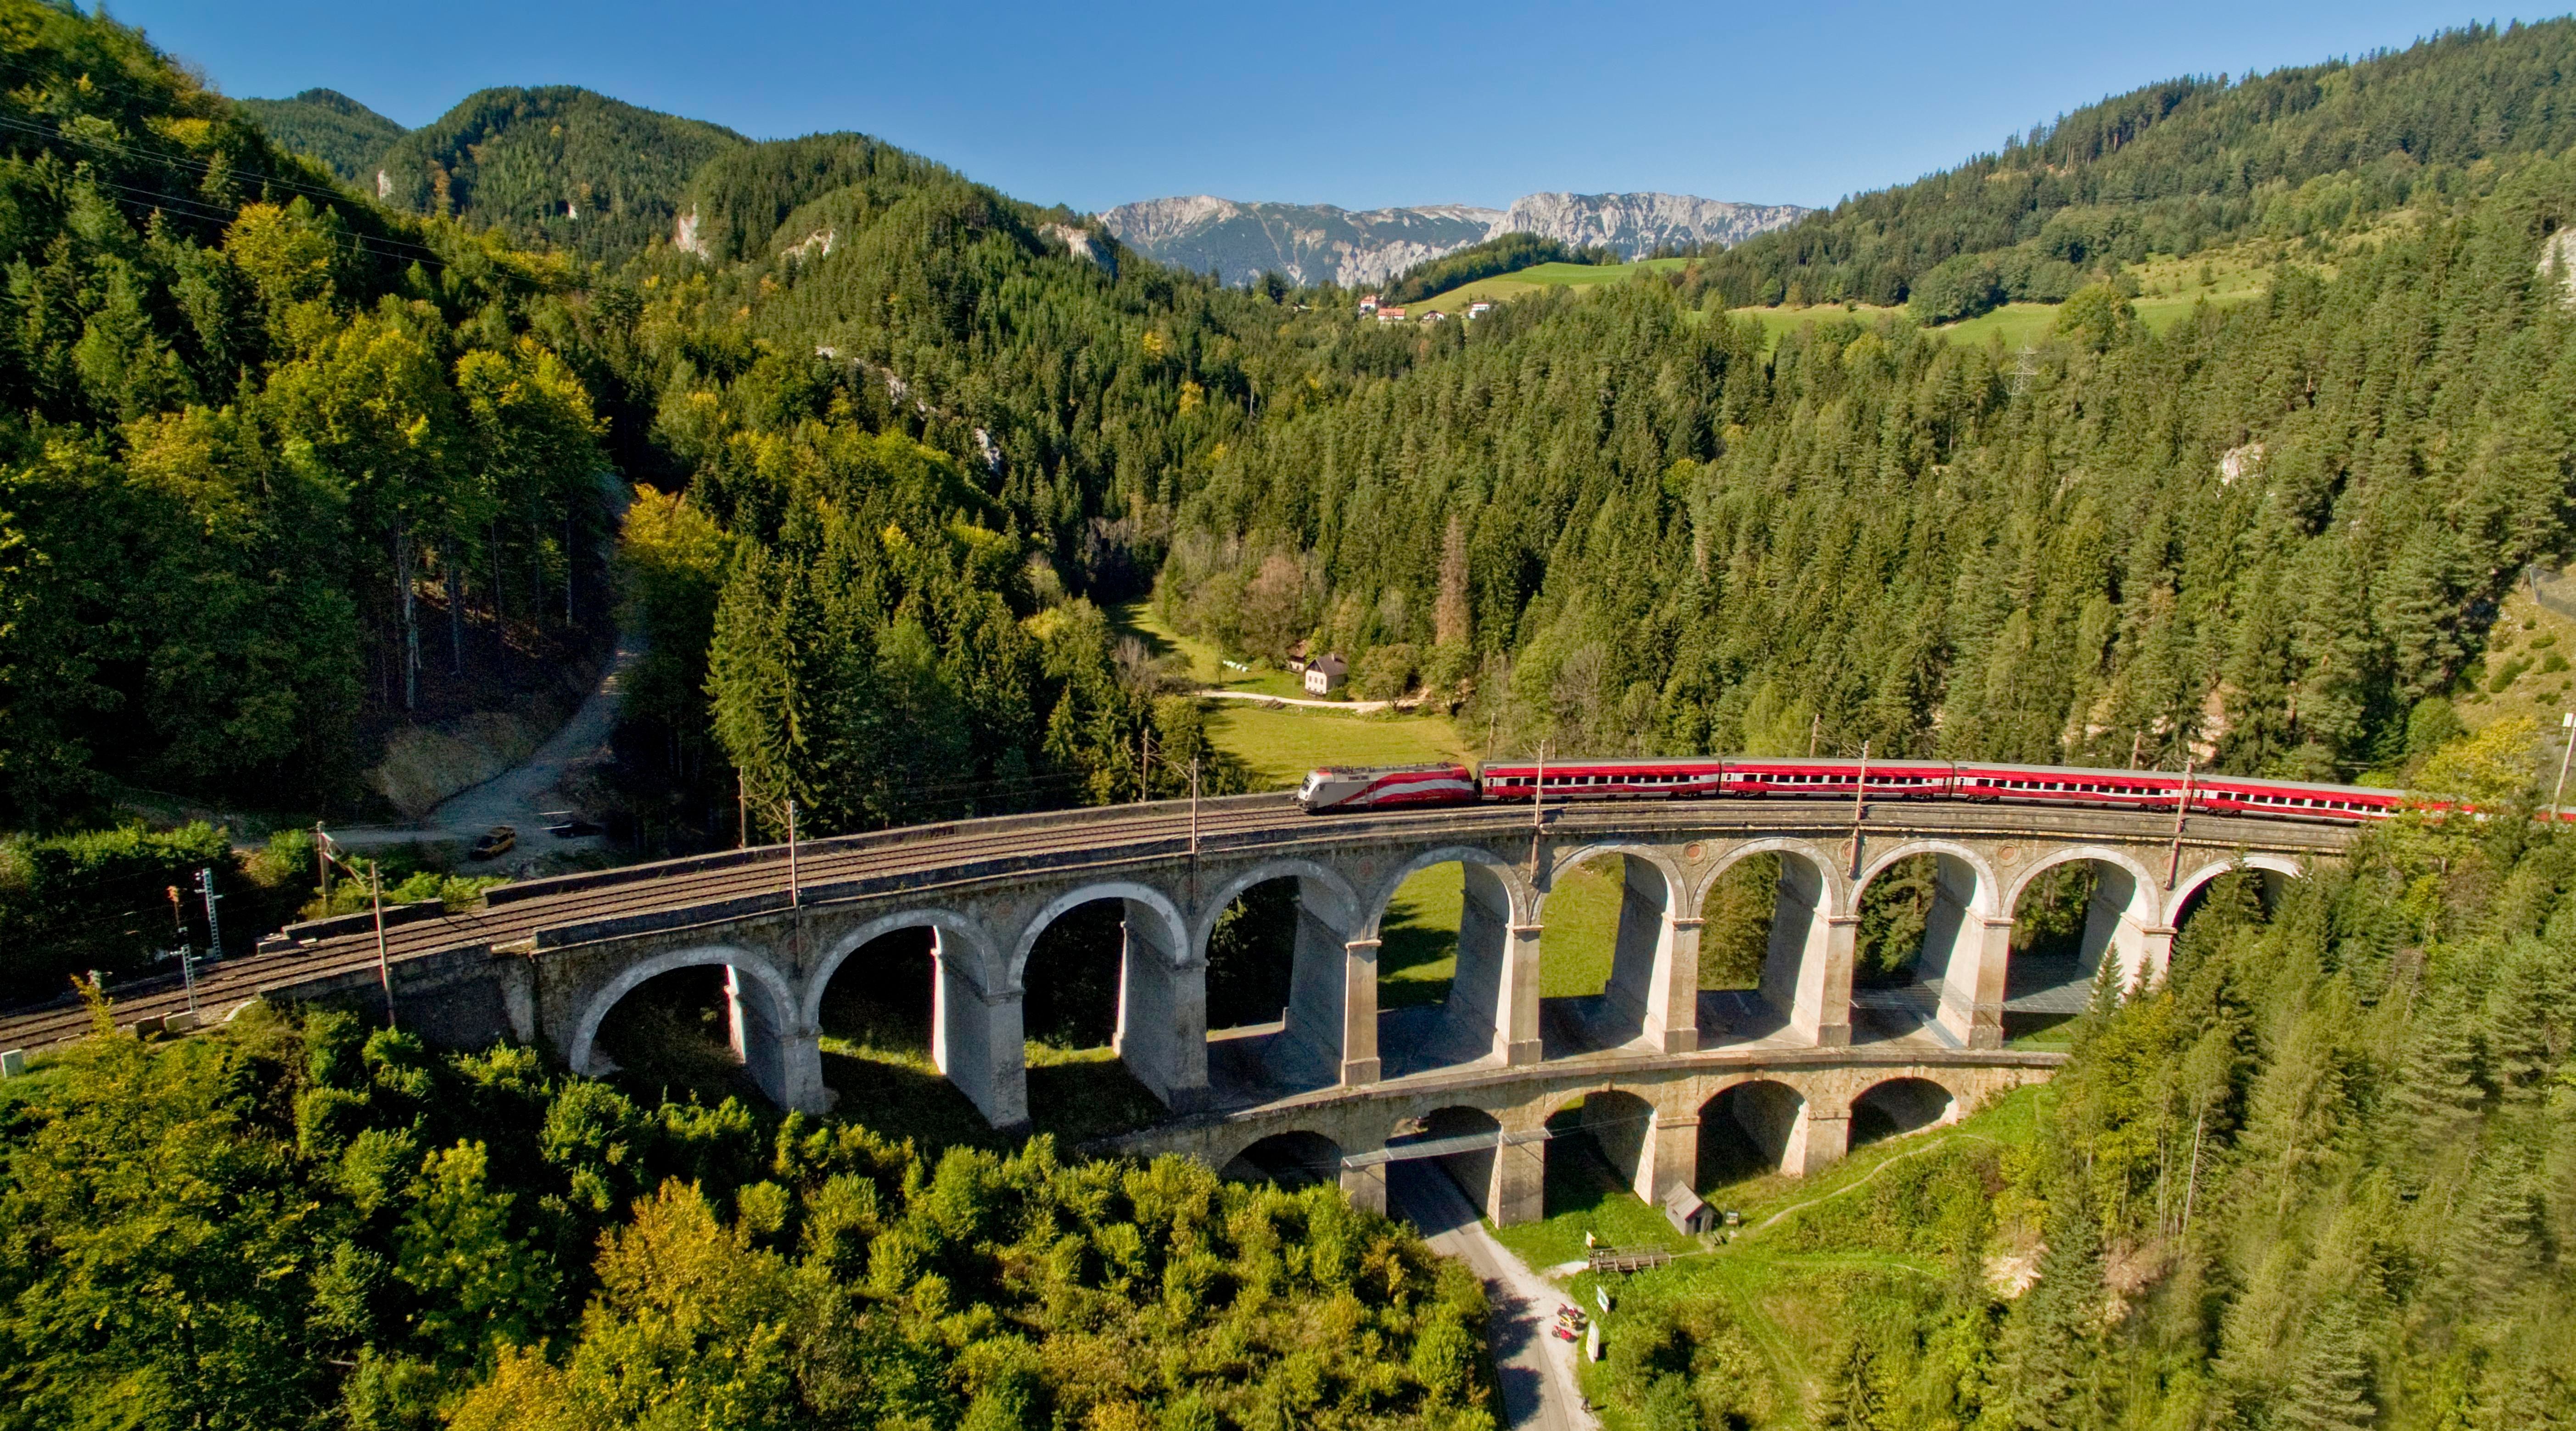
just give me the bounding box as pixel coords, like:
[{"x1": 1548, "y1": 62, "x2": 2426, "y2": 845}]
[{"x1": 0, "y1": 768, "x2": 2351, "y2": 1225}]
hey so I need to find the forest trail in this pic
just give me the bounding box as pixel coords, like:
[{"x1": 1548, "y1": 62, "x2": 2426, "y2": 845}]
[
  {"x1": 1388, "y1": 1161, "x2": 1599, "y2": 1431},
  {"x1": 330, "y1": 480, "x2": 640, "y2": 870}
]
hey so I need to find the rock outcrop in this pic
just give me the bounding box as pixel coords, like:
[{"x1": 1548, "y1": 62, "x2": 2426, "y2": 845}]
[
  {"x1": 672, "y1": 206, "x2": 711, "y2": 258},
  {"x1": 1501, "y1": 191, "x2": 1807, "y2": 256},
  {"x1": 1041, "y1": 222, "x2": 1117, "y2": 277},
  {"x1": 1101, "y1": 190, "x2": 1807, "y2": 287}
]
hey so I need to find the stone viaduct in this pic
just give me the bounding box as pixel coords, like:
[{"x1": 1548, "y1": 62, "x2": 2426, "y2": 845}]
[{"x1": 1, "y1": 790, "x2": 2344, "y2": 1226}]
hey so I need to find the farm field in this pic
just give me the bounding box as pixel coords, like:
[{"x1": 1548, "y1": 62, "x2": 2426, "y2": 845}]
[{"x1": 1722, "y1": 302, "x2": 1902, "y2": 347}]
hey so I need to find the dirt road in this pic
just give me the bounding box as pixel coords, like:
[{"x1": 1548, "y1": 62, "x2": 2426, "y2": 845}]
[
  {"x1": 1387, "y1": 1161, "x2": 1599, "y2": 1431},
  {"x1": 330, "y1": 478, "x2": 640, "y2": 873}
]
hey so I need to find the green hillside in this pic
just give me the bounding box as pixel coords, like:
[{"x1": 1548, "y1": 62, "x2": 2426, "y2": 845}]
[
  {"x1": 373, "y1": 85, "x2": 746, "y2": 262},
  {"x1": 1405, "y1": 256, "x2": 1690, "y2": 312},
  {"x1": 0, "y1": 0, "x2": 619, "y2": 842},
  {"x1": 234, "y1": 87, "x2": 404, "y2": 183},
  {"x1": 671, "y1": 130, "x2": 958, "y2": 264},
  {"x1": 1694, "y1": 20, "x2": 2576, "y2": 319},
  {"x1": 1380, "y1": 232, "x2": 1614, "y2": 305}
]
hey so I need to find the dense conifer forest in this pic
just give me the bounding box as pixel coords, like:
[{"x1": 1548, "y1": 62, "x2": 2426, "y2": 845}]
[
  {"x1": 234, "y1": 88, "x2": 404, "y2": 184},
  {"x1": 1688, "y1": 20, "x2": 2576, "y2": 318},
  {"x1": 2, "y1": 3, "x2": 2575, "y2": 1426}
]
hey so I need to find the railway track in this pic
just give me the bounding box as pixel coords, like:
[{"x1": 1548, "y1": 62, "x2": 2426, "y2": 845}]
[{"x1": 0, "y1": 791, "x2": 2354, "y2": 1055}]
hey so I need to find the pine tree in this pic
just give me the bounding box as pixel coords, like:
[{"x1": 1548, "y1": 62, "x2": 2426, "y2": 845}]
[
  {"x1": 2386, "y1": 967, "x2": 2486, "y2": 1163},
  {"x1": 1813, "y1": 1333, "x2": 1887, "y2": 1430},
  {"x1": 2438, "y1": 1144, "x2": 2541, "y2": 1310},
  {"x1": 2274, "y1": 1298, "x2": 2374, "y2": 1431},
  {"x1": 1994, "y1": 1189, "x2": 2104, "y2": 1430}
]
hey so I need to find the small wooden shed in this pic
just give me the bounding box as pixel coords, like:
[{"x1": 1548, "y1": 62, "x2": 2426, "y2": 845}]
[{"x1": 1663, "y1": 1184, "x2": 1718, "y2": 1235}]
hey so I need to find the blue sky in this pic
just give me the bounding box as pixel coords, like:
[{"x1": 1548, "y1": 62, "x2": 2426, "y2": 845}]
[{"x1": 122, "y1": 1, "x2": 2568, "y2": 215}]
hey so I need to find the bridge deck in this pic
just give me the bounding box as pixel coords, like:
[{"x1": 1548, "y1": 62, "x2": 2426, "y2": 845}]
[{"x1": 0, "y1": 792, "x2": 2348, "y2": 1055}]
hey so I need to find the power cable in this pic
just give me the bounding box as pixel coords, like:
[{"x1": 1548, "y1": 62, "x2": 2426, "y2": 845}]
[
  {"x1": 0, "y1": 110, "x2": 462, "y2": 274},
  {"x1": 0, "y1": 56, "x2": 454, "y2": 232}
]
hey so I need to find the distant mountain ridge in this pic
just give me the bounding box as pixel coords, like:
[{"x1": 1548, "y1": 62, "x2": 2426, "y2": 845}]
[{"x1": 1100, "y1": 190, "x2": 1809, "y2": 287}]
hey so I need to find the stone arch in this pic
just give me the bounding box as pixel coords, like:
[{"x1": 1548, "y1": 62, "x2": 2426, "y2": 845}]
[
  {"x1": 1691, "y1": 837, "x2": 1851, "y2": 916},
  {"x1": 1857, "y1": 840, "x2": 2001, "y2": 917},
  {"x1": 1358, "y1": 844, "x2": 1535, "y2": 940},
  {"x1": 802, "y1": 907, "x2": 999, "y2": 1026},
  {"x1": 1848, "y1": 1074, "x2": 1962, "y2": 1146},
  {"x1": 800, "y1": 907, "x2": 1018, "y2": 1129},
  {"x1": 1217, "y1": 1129, "x2": 1344, "y2": 1189},
  {"x1": 1545, "y1": 842, "x2": 1687, "y2": 907},
  {"x1": 2169, "y1": 854, "x2": 2302, "y2": 927},
  {"x1": 1390, "y1": 1104, "x2": 1529, "y2": 1226},
  {"x1": 1008, "y1": 879, "x2": 1204, "y2": 1113},
  {"x1": 1698, "y1": 1076, "x2": 1813, "y2": 1180},
  {"x1": 567, "y1": 944, "x2": 797, "y2": 1078},
  {"x1": 1693, "y1": 838, "x2": 1852, "y2": 1047},
  {"x1": 1999, "y1": 846, "x2": 2168, "y2": 1015},
  {"x1": 1854, "y1": 841, "x2": 2006, "y2": 1048},
  {"x1": 1367, "y1": 845, "x2": 1541, "y2": 1078},
  {"x1": 1537, "y1": 844, "x2": 1692, "y2": 1057},
  {"x1": 2001, "y1": 846, "x2": 2160, "y2": 918},
  {"x1": 1191, "y1": 858, "x2": 1359, "y2": 952},
  {"x1": 565, "y1": 944, "x2": 819, "y2": 1112},
  {"x1": 1008, "y1": 880, "x2": 1190, "y2": 988},
  {"x1": 1540, "y1": 1086, "x2": 1660, "y2": 1209},
  {"x1": 1194, "y1": 858, "x2": 1365, "y2": 1094}
]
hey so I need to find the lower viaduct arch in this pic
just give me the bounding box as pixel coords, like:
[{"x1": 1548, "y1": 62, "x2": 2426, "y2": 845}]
[{"x1": 1174, "y1": 1056, "x2": 2019, "y2": 1227}]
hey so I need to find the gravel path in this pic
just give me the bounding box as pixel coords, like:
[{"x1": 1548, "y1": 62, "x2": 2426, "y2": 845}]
[
  {"x1": 1388, "y1": 1161, "x2": 1599, "y2": 1431},
  {"x1": 330, "y1": 479, "x2": 639, "y2": 872}
]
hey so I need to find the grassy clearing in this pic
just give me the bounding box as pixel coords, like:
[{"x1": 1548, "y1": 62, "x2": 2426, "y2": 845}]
[
  {"x1": 1406, "y1": 257, "x2": 1692, "y2": 314},
  {"x1": 2455, "y1": 581, "x2": 2576, "y2": 731},
  {"x1": 1529, "y1": 1085, "x2": 2051, "y2": 1425},
  {"x1": 1375, "y1": 852, "x2": 1630, "y2": 1009},
  {"x1": 1490, "y1": 1125, "x2": 1702, "y2": 1273},
  {"x1": 1720, "y1": 302, "x2": 1903, "y2": 350},
  {"x1": 1538, "y1": 858, "x2": 1622, "y2": 997},
  {"x1": 1380, "y1": 864, "x2": 1462, "y2": 1008},
  {"x1": 1719, "y1": 230, "x2": 2362, "y2": 360},
  {"x1": 2004, "y1": 1012, "x2": 2079, "y2": 1052},
  {"x1": 1204, "y1": 705, "x2": 1471, "y2": 789},
  {"x1": 1106, "y1": 598, "x2": 1470, "y2": 787}
]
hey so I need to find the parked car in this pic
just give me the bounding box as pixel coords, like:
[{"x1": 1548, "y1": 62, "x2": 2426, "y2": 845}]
[{"x1": 468, "y1": 826, "x2": 516, "y2": 860}]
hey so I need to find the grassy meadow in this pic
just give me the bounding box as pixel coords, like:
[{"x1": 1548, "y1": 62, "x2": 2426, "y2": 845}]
[
  {"x1": 1405, "y1": 257, "x2": 1693, "y2": 313},
  {"x1": 1108, "y1": 599, "x2": 1474, "y2": 788},
  {"x1": 1492, "y1": 1084, "x2": 2053, "y2": 1427}
]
